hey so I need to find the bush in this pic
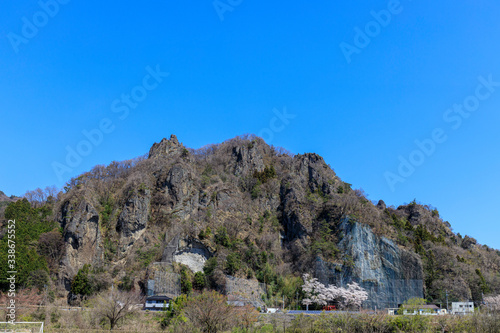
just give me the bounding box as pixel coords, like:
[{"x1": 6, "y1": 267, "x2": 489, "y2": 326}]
[
  {"x1": 71, "y1": 264, "x2": 93, "y2": 296},
  {"x1": 215, "y1": 227, "x2": 230, "y2": 247},
  {"x1": 253, "y1": 165, "x2": 276, "y2": 184},
  {"x1": 225, "y1": 253, "x2": 241, "y2": 275},
  {"x1": 135, "y1": 247, "x2": 160, "y2": 268},
  {"x1": 26, "y1": 269, "x2": 49, "y2": 290},
  {"x1": 183, "y1": 291, "x2": 235, "y2": 333},
  {"x1": 159, "y1": 294, "x2": 188, "y2": 329},
  {"x1": 180, "y1": 266, "x2": 193, "y2": 295},
  {"x1": 193, "y1": 271, "x2": 206, "y2": 290},
  {"x1": 251, "y1": 182, "x2": 262, "y2": 199},
  {"x1": 119, "y1": 274, "x2": 134, "y2": 291},
  {"x1": 203, "y1": 257, "x2": 218, "y2": 276}
]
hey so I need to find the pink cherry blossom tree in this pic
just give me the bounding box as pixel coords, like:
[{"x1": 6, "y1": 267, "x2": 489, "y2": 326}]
[
  {"x1": 302, "y1": 274, "x2": 368, "y2": 311},
  {"x1": 342, "y1": 282, "x2": 369, "y2": 309},
  {"x1": 301, "y1": 274, "x2": 328, "y2": 310},
  {"x1": 484, "y1": 295, "x2": 500, "y2": 312}
]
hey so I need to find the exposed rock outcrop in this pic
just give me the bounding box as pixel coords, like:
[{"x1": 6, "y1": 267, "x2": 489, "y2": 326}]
[
  {"x1": 315, "y1": 218, "x2": 423, "y2": 309},
  {"x1": 232, "y1": 144, "x2": 265, "y2": 176},
  {"x1": 148, "y1": 134, "x2": 186, "y2": 159},
  {"x1": 117, "y1": 188, "x2": 151, "y2": 251},
  {"x1": 60, "y1": 198, "x2": 103, "y2": 289},
  {"x1": 162, "y1": 235, "x2": 212, "y2": 272},
  {"x1": 172, "y1": 237, "x2": 212, "y2": 273},
  {"x1": 54, "y1": 134, "x2": 492, "y2": 307}
]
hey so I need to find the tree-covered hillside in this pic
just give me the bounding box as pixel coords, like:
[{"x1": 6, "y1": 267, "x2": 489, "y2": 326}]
[{"x1": 1, "y1": 134, "x2": 499, "y2": 308}]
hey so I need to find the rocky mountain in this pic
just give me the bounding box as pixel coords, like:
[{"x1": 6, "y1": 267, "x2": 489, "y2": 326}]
[{"x1": 2, "y1": 134, "x2": 500, "y2": 309}]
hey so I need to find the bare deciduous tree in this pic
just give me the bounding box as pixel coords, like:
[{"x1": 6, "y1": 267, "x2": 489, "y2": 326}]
[
  {"x1": 38, "y1": 230, "x2": 65, "y2": 270},
  {"x1": 24, "y1": 186, "x2": 59, "y2": 207},
  {"x1": 93, "y1": 289, "x2": 143, "y2": 330},
  {"x1": 0, "y1": 288, "x2": 43, "y2": 320},
  {"x1": 234, "y1": 305, "x2": 259, "y2": 331},
  {"x1": 183, "y1": 290, "x2": 235, "y2": 333}
]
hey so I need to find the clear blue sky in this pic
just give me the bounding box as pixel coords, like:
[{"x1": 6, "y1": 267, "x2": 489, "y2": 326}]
[{"x1": 2, "y1": 1, "x2": 500, "y2": 248}]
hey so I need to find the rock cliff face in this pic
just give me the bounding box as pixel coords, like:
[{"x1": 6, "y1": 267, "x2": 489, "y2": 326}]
[
  {"x1": 148, "y1": 134, "x2": 185, "y2": 159},
  {"x1": 232, "y1": 144, "x2": 265, "y2": 176},
  {"x1": 60, "y1": 198, "x2": 103, "y2": 289},
  {"x1": 315, "y1": 218, "x2": 423, "y2": 309},
  {"x1": 54, "y1": 134, "x2": 437, "y2": 307},
  {"x1": 116, "y1": 188, "x2": 151, "y2": 251},
  {"x1": 172, "y1": 237, "x2": 212, "y2": 273}
]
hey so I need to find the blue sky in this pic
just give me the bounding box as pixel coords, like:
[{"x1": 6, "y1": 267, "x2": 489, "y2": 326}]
[{"x1": 1, "y1": 0, "x2": 500, "y2": 248}]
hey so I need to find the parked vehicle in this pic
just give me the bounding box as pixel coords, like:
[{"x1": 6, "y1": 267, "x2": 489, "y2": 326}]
[{"x1": 323, "y1": 305, "x2": 337, "y2": 311}]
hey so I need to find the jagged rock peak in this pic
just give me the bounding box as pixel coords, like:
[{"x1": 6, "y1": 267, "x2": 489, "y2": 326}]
[
  {"x1": 148, "y1": 134, "x2": 184, "y2": 159},
  {"x1": 169, "y1": 134, "x2": 179, "y2": 145},
  {"x1": 376, "y1": 200, "x2": 386, "y2": 210}
]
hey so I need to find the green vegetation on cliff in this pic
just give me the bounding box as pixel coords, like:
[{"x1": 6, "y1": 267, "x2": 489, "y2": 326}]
[{"x1": 1, "y1": 134, "x2": 500, "y2": 309}]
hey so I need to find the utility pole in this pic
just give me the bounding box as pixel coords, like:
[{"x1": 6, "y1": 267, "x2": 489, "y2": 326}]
[
  {"x1": 446, "y1": 290, "x2": 449, "y2": 311},
  {"x1": 44, "y1": 284, "x2": 48, "y2": 305},
  {"x1": 481, "y1": 292, "x2": 485, "y2": 313}
]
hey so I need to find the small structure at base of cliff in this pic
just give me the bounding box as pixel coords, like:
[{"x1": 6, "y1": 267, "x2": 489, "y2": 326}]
[
  {"x1": 315, "y1": 218, "x2": 424, "y2": 310},
  {"x1": 147, "y1": 262, "x2": 181, "y2": 298}
]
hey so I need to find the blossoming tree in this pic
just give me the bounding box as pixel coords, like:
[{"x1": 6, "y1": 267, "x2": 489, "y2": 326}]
[
  {"x1": 302, "y1": 274, "x2": 368, "y2": 310},
  {"x1": 484, "y1": 295, "x2": 500, "y2": 312}
]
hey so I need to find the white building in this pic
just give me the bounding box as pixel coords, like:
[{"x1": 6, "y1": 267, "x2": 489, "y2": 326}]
[
  {"x1": 451, "y1": 302, "x2": 474, "y2": 315},
  {"x1": 144, "y1": 296, "x2": 172, "y2": 311}
]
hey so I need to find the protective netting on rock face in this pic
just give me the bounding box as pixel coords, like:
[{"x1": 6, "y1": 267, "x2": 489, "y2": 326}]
[
  {"x1": 150, "y1": 262, "x2": 180, "y2": 298},
  {"x1": 225, "y1": 276, "x2": 266, "y2": 308},
  {"x1": 313, "y1": 219, "x2": 425, "y2": 310},
  {"x1": 358, "y1": 279, "x2": 424, "y2": 309},
  {"x1": 316, "y1": 257, "x2": 424, "y2": 310},
  {"x1": 324, "y1": 274, "x2": 424, "y2": 309},
  {"x1": 173, "y1": 249, "x2": 207, "y2": 272}
]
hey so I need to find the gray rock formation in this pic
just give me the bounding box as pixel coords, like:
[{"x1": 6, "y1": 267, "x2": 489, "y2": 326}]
[
  {"x1": 376, "y1": 200, "x2": 386, "y2": 210},
  {"x1": 232, "y1": 144, "x2": 265, "y2": 176},
  {"x1": 60, "y1": 199, "x2": 103, "y2": 289},
  {"x1": 162, "y1": 235, "x2": 212, "y2": 271},
  {"x1": 148, "y1": 134, "x2": 185, "y2": 159},
  {"x1": 53, "y1": 135, "x2": 451, "y2": 305},
  {"x1": 280, "y1": 178, "x2": 311, "y2": 242},
  {"x1": 117, "y1": 188, "x2": 151, "y2": 251},
  {"x1": 315, "y1": 218, "x2": 423, "y2": 309}
]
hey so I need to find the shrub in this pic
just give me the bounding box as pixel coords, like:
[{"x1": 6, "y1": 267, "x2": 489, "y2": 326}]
[
  {"x1": 71, "y1": 264, "x2": 93, "y2": 296},
  {"x1": 193, "y1": 271, "x2": 206, "y2": 290},
  {"x1": 215, "y1": 227, "x2": 230, "y2": 247},
  {"x1": 119, "y1": 274, "x2": 134, "y2": 291},
  {"x1": 183, "y1": 291, "x2": 235, "y2": 333},
  {"x1": 203, "y1": 257, "x2": 218, "y2": 276},
  {"x1": 253, "y1": 165, "x2": 276, "y2": 184},
  {"x1": 251, "y1": 182, "x2": 262, "y2": 199},
  {"x1": 225, "y1": 253, "x2": 241, "y2": 275},
  {"x1": 180, "y1": 266, "x2": 192, "y2": 295}
]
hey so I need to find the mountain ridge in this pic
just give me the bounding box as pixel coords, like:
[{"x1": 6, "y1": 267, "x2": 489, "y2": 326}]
[{"x1": 1, "y1": 134, "x2": 498, "y2": 308}]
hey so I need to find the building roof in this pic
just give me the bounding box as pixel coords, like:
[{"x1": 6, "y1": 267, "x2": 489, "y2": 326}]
[{"x1": 146, "y1": 295, "x2": 172, "y2": 301}]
